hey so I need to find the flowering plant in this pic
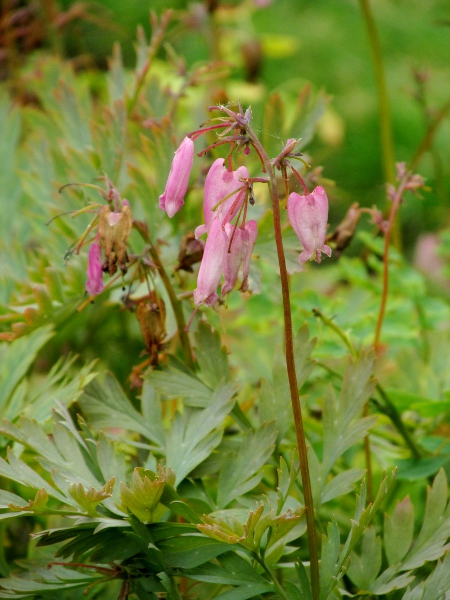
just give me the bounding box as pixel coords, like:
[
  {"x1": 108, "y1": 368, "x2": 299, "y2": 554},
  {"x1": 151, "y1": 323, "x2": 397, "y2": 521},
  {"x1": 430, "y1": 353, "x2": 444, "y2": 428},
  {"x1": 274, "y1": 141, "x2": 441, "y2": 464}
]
[{"x1": 0, "y1": 5, "x2": 448, "y2": 600}]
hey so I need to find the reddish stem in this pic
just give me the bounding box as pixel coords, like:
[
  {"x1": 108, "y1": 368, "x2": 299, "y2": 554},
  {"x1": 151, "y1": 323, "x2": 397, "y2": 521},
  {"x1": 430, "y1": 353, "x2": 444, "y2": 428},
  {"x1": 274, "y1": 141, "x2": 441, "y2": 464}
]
[
  {"x1": 374, "y1": 180, "x2": 407, "y2": 350},
  {"x1": 246, "y1": 125, "x2": 320, "y2": 600},
  {"x1": 288, "y1": 164, "x2": 309, "y2": 196}
]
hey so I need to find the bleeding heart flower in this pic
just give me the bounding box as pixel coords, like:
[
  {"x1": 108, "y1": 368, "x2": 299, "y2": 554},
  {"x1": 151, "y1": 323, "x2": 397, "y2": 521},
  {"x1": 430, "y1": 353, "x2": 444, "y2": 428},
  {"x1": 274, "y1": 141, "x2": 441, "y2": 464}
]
[
  {"x1": 287, "y1": 186, "x2": 332, "y2": 268},
  {"x1": 86, "y1": 241, "x2": 104, "y2": 296},
  {"x1": 222, "y1": 220, "x2": 258, "y2": 296},
  {"x1": 159, "y1": 136, "x2": 195, "y2": 218},
  {"x1": 193, "y1": 218, "x2": 229, "y2": 307},
  {"x1": 194, "y1": 158, "x2": 249, "y2": 238}
]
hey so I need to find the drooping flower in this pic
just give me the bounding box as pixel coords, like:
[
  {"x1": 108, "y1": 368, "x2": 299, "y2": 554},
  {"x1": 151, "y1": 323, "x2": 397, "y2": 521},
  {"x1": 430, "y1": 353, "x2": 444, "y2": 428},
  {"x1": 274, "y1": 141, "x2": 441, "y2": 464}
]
[
  {"x1": 98, "y1": 200, "x2": 132, "y2": 275},
  {"x1": 193, "y1": 218, "x2": 229, "y2": 307},
  {"x1": 159, "y1": 136, "x2": 195, "y2": 218},
  {"x1": 222, "y1": 220, "x2": 258, "y2": 296},
  {"x1": 194, "y1": 158, "x2": 249, "y2": 238},
  {"x1": 86, "y1": 241, "x2": 104, "y2": 296},
  {"x1": 287, "y1": 186, "x2": 332, "y2": 268}
]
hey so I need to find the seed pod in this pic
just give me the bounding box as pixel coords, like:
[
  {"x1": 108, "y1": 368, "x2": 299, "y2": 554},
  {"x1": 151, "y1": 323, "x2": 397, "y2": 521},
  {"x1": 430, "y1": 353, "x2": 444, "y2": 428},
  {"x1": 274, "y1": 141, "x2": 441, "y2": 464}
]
[
  {"x1": 326, "y1": 202, "x2": 361, "y2": 255},
  {"x1": 175, "y1": 232, "x2": 205, "y2": 273},
  {"x1": 98, "y1": 203, "x2": 132, "y2": 276},
  {"x1": 136, "y1": 292, "x2": 166, "y2": 365}
]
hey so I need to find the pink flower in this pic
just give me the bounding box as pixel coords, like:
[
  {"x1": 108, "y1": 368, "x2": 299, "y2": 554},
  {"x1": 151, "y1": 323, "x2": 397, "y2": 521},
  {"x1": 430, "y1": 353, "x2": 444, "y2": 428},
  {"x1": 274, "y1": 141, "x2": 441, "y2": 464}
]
[
  {"x1": 222, "y1": 220, "x2": 258, "y2": 296},
  {"x1": 193, "y1": 218, "x2": 229, "y2": 307},
  {"x1": 287, "y1": 186, "x2": 332, "y2": 268},
  {"x1": 86, "y1": 241, "x2": 104, "y2": 296},
  {"x1": 194, "y1": 159, "x2": 249, "y2": 238},
  {"x1": 159, "y1": 136, "x2": 195, "y2": 218}
]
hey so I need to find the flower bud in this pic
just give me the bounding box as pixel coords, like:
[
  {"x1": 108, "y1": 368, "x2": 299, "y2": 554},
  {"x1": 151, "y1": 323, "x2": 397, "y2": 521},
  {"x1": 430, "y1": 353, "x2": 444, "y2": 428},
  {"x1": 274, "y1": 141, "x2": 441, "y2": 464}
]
[
  {"x1": 159, "y1": 136, "x2": 195, "y2": 218},
  {"x1": 194, "y1": 218, "x2": 229, "y2": 306},
  {"x1": 86, "y1": 241, "x2": 104, "y2": 296}
]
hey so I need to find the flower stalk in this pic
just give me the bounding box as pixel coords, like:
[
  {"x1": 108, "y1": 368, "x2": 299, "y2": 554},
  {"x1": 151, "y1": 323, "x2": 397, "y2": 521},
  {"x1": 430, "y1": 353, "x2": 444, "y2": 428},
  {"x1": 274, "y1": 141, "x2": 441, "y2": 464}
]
[{"x1": 246, "y1": 124, "x2": 320, "y2": 600}]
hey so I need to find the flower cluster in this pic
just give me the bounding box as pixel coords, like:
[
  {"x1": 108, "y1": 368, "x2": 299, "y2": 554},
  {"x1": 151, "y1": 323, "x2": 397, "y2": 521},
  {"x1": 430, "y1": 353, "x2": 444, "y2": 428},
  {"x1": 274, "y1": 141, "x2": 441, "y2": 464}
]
[
  {"x1": 84, "y1": 105, "x2": 333, "y2": 308},
  {"x1": 158, "y1": 105, "x2": 332, "y2": 307}
]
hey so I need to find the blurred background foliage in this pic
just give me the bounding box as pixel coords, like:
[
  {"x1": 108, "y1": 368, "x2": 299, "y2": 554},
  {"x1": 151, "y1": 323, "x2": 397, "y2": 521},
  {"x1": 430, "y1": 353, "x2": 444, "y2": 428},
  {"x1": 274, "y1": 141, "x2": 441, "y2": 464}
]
[{"x1": 4, "y1": 0, "x2": 449, "y2": 240}]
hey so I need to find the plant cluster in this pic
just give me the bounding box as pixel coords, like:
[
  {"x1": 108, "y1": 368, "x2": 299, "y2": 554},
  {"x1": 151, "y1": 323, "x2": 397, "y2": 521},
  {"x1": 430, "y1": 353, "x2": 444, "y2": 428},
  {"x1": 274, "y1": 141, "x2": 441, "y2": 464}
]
[{"x1": 0, "y1": 3, "x2": 450, "y2": 600}]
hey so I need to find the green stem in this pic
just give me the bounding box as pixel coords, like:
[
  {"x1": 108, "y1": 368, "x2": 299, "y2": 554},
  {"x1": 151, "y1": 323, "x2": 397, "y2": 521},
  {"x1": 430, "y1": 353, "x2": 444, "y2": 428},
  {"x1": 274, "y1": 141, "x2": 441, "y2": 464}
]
[
  {"x1": 410, "y1": 97, "x2": 450, "y2": 170},
  {"x1": 312, "y1": 308, "x2": 357, "y2": 359},
  {"x1": 148, "y1": 243, "x2": 195, "y2": 371},
  {"x1": 359, "y1": 0, "x2": 399, "y2": 249},
  {"x1": 374, "y1": 384, "x2": 422, "y2": 458},
  {"x1": 254, "y1": 554, "x2": 290, "y2": 600},
  {"x1": 359, "y1": 0, "x2": 395, "y2": 184},
  {"x1": 247, "y1": 126, "x2": 320, "y2": 600}
]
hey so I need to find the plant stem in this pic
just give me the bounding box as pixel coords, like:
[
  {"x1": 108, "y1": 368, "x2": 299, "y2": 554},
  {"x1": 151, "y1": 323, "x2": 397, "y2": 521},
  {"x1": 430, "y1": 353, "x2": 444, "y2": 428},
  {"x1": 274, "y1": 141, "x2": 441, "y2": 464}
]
[
  {"x1": 411, "y1": 97, "x2": 450, "y2": 170},
  {"x1": 312, "y1": 308, "x2": 357, "y2": 359},
  {"x1": 254, "y1": 554, "x2": 290, "y2": 600},
  {"x1": 126, "y1": 10, "x2": 173, "y2": 115},
  {"x1": 359, "y1": 0, "x2": 399, "y2": 248},
  {"x1": 133, "y1": 221, "x2": 195, "y2": 371},
  {"x1": 374, "y1": 180, "x2": 406, "y2": 351},
  {"x1": 148, "y1": 243, "x2": 196, "y2": 371},
  {"x1": 374, "y1": 384, "x2": 422, "y2": 458},
  {"x1": 247, "y1": 126, "x2": 320, "y2": 600},
  {"x1": 359, "y1": 0, "x2": 395, "y2": 184}
]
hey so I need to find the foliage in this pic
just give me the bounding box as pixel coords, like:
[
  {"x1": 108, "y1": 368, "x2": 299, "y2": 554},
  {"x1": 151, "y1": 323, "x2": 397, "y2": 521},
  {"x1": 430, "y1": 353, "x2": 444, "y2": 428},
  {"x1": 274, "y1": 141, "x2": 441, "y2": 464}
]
[{"x1": 0, "y1": 1, "x2": 450, "y2": 599}]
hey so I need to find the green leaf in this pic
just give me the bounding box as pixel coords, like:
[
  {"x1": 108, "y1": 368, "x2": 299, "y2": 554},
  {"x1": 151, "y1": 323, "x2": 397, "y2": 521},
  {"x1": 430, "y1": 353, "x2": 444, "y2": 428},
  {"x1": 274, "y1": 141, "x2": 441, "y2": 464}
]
[
  {"x1": 295, "y1": 561, "x2": 313, "y2": 600},
  {"x1": 0, "y1": 489, "x2": 28, "y2": 509},
  {"x1": 276, "y1": 452, "x2": 300, "y2": 513},
  {"x1": 158, "y1": 535, "x2": 231, "y2": 568},
  {"x1": 319, "y1": 472, "x2": 396, "y2": 600},
  {"x1": 320, "y1": 469, "x2": 366, "y2": 504},
  {"x1": 78, "y1": 372, "x2": 164, "y2": 446},
  {"x1": 396, "y1": 456, "x2": 450, "y2": 481},
  {"x1": 384, "y1": 496, "x2": 415, "y2": 565},
  {"x1": 195, "y1": 322, "x2": 230, "y2": 388},
  {"x1": 401, "y1": 469, "x2": 450, "y2": 570},
  {"x1": 322, "y1": 351, "x2": 376, "y2": 477},
  {"x1": 0, "y1": 564, "x2": 109, "y2": 598},
  {"x1": 166, "y1": 384, "x2": 235, "y2": 485},
  {"x1": 147, "y1": 364, "x2": 212, "y2": 408},
  {"x1": 0, "y1": 325, "x2": 54, "y2": 418},
  {"x1": 401, "y1": 552, "x2": 450, "y2": 600},
  {"x1": 1, "y1": 416, "x2": 62, "y2": 464},
  {"x1": 187, "y1": 551, "x2": 268, "y2": 585},
  {"x1": 68, "y1": 479, "x2": 115, "y2": 516},
  {"x1": 215, "y1": 583, "x2": 274, "y2": 600},
  {"x1": 346, "y1": 527, "x2": 381, "y2": 590},
  {"x1": 0, "y1": 448, "x2": 66, "y2": 503},
  {"x1": 217, "y1": 422, "x2": 277, "y2": 508},
  {"x1": 369, "y1": 566, "x2": 414, "y2": 595},
  {"x1": 259, "y1": 326, "x2": 316, "y2": 441}
]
